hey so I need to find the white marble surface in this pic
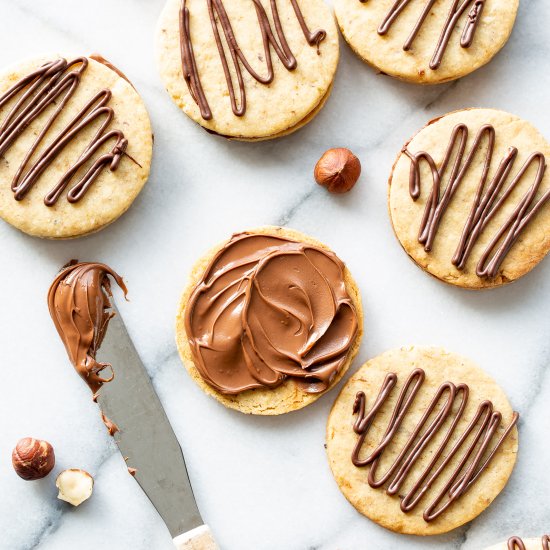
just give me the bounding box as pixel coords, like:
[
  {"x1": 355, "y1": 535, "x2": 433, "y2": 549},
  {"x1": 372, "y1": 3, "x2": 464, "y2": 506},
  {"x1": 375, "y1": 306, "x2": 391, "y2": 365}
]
[{"x1": 1, "y1": 0, "x2": 549, "y2": 549}]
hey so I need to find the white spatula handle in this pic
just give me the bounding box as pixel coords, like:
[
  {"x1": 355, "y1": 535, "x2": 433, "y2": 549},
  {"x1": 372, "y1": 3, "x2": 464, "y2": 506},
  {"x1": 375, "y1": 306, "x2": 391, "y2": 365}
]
[{"x1": 173, "y1": 525, "x2": 219, "y2": 550}]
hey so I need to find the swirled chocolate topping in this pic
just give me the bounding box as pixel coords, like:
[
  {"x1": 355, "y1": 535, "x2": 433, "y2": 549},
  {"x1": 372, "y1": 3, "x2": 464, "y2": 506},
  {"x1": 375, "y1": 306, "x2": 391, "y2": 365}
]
[
  {"x1": 185, "y1": 233, "x2": 358, "y2": 394},
  {"x1": 180, "y1": 0, "x2": 326, "y2": 120},
  {"x1": 0, "y1": 57, "x2": 129, "y2": 205},
  {"x1": 508, "y1": 536, "x2": 550, "y2": 550},
  {"x1": 351, "y1": 368, "x2": 518, "y2": 522},
  {"x1": 367, "y1": 0, "x2": 485, "y2": 70},
  {"x1": 403, "y1": 123, "x2": 549, "y2": 279},
  {"x1": 48, "y1": 261, "x2": 127, "y2": 394}
]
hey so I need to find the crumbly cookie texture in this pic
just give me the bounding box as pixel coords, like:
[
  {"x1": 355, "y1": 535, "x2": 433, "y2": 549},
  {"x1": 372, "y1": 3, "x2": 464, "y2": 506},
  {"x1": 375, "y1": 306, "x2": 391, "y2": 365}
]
[
  {"x1": 0, "y1": 55, "x2": 152, "y2": 239},
  {"x1": 326, "y1": 346, "x2": 518, "y2": 535},
  {"x1": 156, "y1": 0, "x2": 339, "y2": 139},
  {"x1": 388, "y1": 108, "x2": 550, "y2": 289},
  {"x1": 485, "y1": 539, "x2": 548, "y2": 550},
  {"x1": 334, "y1": 0, "x2": 518, "y2": 84},
  {"x1": 175, "y1": 226, "x2": 364, "y2": 415}
]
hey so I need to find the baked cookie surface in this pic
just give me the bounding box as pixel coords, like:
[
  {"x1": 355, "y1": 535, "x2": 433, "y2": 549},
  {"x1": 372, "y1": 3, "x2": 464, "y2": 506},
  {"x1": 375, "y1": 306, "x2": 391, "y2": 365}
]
[
  {"x1": 0, "y1": 55, "x2": 152, "y2": 239},
  {"x1": 333, "y1": 0, "x2": 518, "y2": 84},
  {"x1": 388, "y1": 108, "x2": 550, "y2": 289},
  {"x1": 326, "y1": 346, "x2": 518, "y2": 535},
  {"x1": 175, "y1": 226, "x2": 363, "y2": 415},
  {"x1": 156, "y1": 0, "x2": 339, "y2": 140}
]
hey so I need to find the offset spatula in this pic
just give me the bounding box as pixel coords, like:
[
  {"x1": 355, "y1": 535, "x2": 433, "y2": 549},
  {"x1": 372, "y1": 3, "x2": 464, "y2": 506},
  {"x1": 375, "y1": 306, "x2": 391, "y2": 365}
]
[{"x1": 94, "y1": 299, "x2": 219, "y2": 550}]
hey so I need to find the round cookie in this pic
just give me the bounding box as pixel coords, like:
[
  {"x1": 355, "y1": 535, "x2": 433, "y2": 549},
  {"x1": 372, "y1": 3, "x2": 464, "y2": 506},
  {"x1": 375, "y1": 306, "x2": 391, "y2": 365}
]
[
  {"x1": 175, "y1": 226, "x2": 364, "y2": 415},
  {"x1": 388, "y1": 108, "x2": 550, "y2": 289},
  {"x1": 485, "y1": 537, "x2": 550, "y2": 550},
  {"x1": 0, "y1": 54, "x2": 152, "y2": 239},
  {"x1": 156, "y1": 0, "x2": 339, "y2": 140},
  {"x1": 326, "y1": 346, "x2": 518, "y2": 535},
  {"x1": 334, "y1": 0, "x2": 518, "y2": 84}
]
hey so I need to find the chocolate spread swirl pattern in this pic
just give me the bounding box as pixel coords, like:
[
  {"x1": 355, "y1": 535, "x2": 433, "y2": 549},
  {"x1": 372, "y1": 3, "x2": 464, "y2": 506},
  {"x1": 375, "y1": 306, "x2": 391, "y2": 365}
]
[
  {"x1": 351, "y1": 368, "x2": 518, "y2": 521},
  {"x1": 364, "y1": 0, "x2": 485, "y2": 70},
  {"x1": 0, "y1": 57, "x2": 129, "y2": 206},
  {"x1": 508, "y1": 536, "x2": 550, "y2": 550},
  {"x1": 185, "y1": 233, "x2": 358, "y2": 394},
  {"x1": 403, "y1": 123, "x2": 549, "y2": 279},
  {"x1": 179, "y1": 0, "x2": 326, "y2": 120}
]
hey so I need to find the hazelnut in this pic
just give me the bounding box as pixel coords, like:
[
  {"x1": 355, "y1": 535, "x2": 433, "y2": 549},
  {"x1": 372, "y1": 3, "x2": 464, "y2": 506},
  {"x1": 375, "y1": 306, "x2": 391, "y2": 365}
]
[
  {"x1": 12, "y1": 437, "x2": 55, "y2": 480},
  {"x1": 56, "y1": 469, "x2": 94, "y2": 506},
  {"x1": 314, "y1": 148, "x2": 361, "y2": 193}
]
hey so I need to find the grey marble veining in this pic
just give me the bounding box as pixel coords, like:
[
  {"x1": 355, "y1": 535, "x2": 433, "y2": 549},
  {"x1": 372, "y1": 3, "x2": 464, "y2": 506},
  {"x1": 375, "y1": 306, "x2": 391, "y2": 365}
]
[{"x1": 1, "y1": 0, "x2": 549, "y2": 549}]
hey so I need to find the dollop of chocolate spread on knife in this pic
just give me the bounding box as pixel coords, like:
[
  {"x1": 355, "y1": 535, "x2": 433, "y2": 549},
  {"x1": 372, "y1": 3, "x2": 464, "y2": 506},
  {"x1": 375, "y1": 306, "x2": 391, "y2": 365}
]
[
  {"x1": 365, "y1": 0, "x2": 485, "y2": 70},
  {"x1": 351, "y1": 368, "x2": 519, "y2": 522},
  {"x1": 508, "y1": 536, "x2": 550, "y2": 550},
  {"x1": 179, "y1": 0, "x2": 326, "y2": 120},
  {"x1": 48, "y1": 261, "x2": 127, "y2": 395},
  {"x1": 0, "y1": 57, "x2": 130, "y2": 206},
  {"x1": 185, "y1": 233, "x2": 358, "y2": 394},
  {"x1": 403, "y1": 123, "x2": 549, "y2": 279}
]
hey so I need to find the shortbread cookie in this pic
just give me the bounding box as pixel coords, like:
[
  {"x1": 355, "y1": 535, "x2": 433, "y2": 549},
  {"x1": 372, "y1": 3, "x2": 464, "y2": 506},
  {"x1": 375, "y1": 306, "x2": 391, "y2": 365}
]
[
  {"x1": 0, "y1": 55, "x2": 152, "y2": 239},
  {"x1": 327, "y1": 346, "x2": 518, "y2": 535},
  {"x1": 156, "y1": 0, "x2": 339, "y2": 140},
  {"x1": 486, "y1": 536, "x2": 550, "y2": 550},
  {"x1": 334, "y1": 0, "x2": 518, "y2": 84},
  {"x1": 176, "y1": 226, "x2": 363, "y2": 415},
  {"x1": 388, "y1": 108, "x2": 550, "y2": 289}
]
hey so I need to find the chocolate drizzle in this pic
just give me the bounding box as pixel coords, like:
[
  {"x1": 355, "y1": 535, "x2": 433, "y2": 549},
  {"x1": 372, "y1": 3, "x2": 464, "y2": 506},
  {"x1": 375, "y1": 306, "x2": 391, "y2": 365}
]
[
  {"x1": 508, "y1": 536, "x2": 550, "y2": 550},
  {"x1": 403, "y1": 123, "x2": 549, "y2": 279},
  {"x1": 185, "y1": 232, "x2": 358, "y2": 394},
  {"x1": 179, "y1": 0, "x2": 326, "y2": 120},
  {"x1": 351, "y1": 368, "x2": 518, "y2": 522},
  {"x1": 0, "y1": 57, "x2": 129, "y2": 205},
  {"x1": 368, "y1": 0, "x2": 485, "y2": 70}
]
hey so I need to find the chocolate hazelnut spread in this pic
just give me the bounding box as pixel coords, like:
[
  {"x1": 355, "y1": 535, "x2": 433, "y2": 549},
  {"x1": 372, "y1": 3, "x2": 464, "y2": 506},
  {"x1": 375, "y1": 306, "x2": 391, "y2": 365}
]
[
  {"x1": 48, "y1": 261, "x2": 127, "y2": 394},
  {"x1": 184, "y1": 232, "x2": 358, "y2": 394}
]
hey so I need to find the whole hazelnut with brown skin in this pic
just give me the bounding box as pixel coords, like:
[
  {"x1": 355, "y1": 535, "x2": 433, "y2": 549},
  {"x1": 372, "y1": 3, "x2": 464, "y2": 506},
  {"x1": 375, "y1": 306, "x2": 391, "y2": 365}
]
[
  {"x1": 12, "y1": 437, "x2": 55, "y2": 480},
  {"x1": 314, "y1": 148, "x2": 361, "y2": 193}
]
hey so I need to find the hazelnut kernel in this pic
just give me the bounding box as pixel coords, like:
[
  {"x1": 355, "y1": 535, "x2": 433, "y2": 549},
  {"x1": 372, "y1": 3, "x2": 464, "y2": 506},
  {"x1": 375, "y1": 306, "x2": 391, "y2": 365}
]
[
  {"x1": 314, "y1": 148, "x2": 361, "y2": 193},
  {"x1": 56, "y1": 469, "x2": 94, "y2": 506}
]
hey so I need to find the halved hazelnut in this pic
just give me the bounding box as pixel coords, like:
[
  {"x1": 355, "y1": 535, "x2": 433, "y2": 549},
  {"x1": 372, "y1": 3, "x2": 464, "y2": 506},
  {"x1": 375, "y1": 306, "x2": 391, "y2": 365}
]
[
  {"x1": 12, "y1": 437, "x2": 55, "y2": 481},
  {"x1": 56, "y1": 469, "x2": 94, "y2": 506}
]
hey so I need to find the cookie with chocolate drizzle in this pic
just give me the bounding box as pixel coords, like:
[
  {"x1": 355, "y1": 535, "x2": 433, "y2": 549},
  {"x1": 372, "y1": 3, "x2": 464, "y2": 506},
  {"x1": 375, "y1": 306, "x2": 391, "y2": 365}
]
[
  {"x1": 389, "y1": 108, "x2": 550, "y2": 289},
  {"x1": 156, "y1": 0, "x2": 339, "y2": 140},
  {"x1": 326, "y1": 346, "x2": 518, "y2": 535},
  {"x1": 485, "y1": 536, "x2": 550, "y2": 550},
  {"x1": 334, "y1": 0, "x2": 518, "y2": 84},
  {"x1": 0, "y1": 54, "x2": 152, "y2": 238}
]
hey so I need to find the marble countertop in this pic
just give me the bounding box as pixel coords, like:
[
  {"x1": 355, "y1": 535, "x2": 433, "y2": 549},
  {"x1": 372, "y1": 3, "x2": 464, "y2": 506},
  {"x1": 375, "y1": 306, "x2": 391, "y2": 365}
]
[{"x1": 1, "y1": 0, "x2": 549, "y2": 549}]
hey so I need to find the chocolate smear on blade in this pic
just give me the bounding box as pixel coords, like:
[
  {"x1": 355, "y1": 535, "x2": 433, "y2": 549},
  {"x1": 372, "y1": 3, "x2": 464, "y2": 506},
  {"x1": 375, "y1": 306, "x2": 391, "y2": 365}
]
[{"x1": 48, "y1": 261, "x2": 127, "y2": 435}]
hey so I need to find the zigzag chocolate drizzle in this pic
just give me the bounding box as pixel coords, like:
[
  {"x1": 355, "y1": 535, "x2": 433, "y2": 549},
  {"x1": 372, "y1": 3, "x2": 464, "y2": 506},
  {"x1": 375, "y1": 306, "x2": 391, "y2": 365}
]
[
  {"x1": 403, "y1": 123, "x2": 549, "y2": 279},
  {"x1": 179, "y1": 0, "x2": 326, "y2": 120},
  {"x1": 351, "y1": 368, "x2": 518, "y2": 522},
  {"x1": 0, "y1": 57, "x2": 128, "y2": 206},
  {"x1": 508, "y1": 536, "x2": 550, "y2": 550},
  {"x1": 364, "y1": 0, "x2": 485, "y2": 70}
]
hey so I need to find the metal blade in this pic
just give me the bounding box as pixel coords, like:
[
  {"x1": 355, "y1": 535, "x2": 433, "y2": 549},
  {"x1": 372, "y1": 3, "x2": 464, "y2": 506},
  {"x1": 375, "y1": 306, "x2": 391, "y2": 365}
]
[{"x1": 96, "y1": 300, "x2": 202, "y2": 538}]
